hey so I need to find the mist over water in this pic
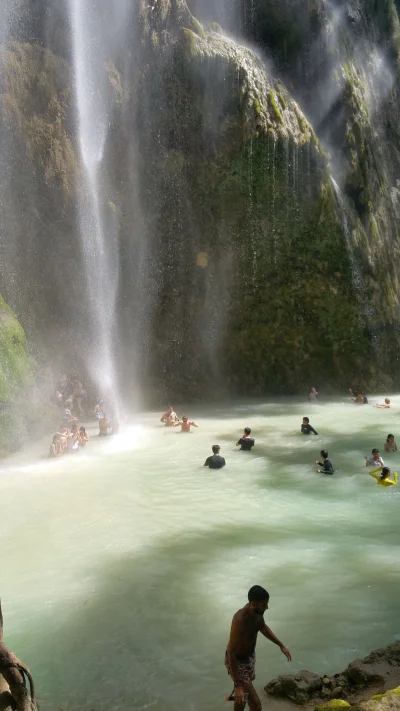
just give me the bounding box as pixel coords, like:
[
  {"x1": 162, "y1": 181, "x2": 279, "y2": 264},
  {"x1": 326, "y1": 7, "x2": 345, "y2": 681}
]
[{"x1": 1, "y1": 398, "x2": 399, "y2": 710}]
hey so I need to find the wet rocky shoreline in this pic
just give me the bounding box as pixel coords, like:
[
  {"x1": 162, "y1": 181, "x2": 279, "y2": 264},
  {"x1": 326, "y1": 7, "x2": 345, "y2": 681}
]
[{"x1": 265, "y1": 642, "x2": 400, "y2": 709}]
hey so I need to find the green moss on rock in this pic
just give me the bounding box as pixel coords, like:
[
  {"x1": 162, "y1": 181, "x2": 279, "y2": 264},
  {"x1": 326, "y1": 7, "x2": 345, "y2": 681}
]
[
  {"x1": 268, "y1": 89, "x2": 283, "y2": 123},
  {"x1": 0, "y1": 295, "x2": 33, "y2": 402},
  {"x1": 0, "y1": 43, "x2": 76, "y2": 193},
  {"x1": 315, "y1": 701, "x2": 351, "y2": 711}
]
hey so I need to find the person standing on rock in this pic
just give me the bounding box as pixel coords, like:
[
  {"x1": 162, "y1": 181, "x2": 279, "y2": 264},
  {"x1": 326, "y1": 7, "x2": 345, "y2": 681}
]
[{"x1": 225, "y1": 585, "x2": 291, "y2": 710}]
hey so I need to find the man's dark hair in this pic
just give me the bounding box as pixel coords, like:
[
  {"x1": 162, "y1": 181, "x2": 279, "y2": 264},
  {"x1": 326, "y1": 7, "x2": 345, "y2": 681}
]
[
  {"x1": 320, "y1": 450, "x2": 328, "y2": 458},
  {"x1": 303, "y1": 416, "x2": 309, "y2": 422},
  {"x1": 372, "y1": 448, "x2": 379, "y2": 454},
  {"x1": 248, "y1": 585, "x2": 269, "y2": 603},
  {"x1": 212, "y1": 444, "x2": 220, "y2": 454},
  {"x1": 244, "y1": 427, "x2": 251, "y2": 435}
]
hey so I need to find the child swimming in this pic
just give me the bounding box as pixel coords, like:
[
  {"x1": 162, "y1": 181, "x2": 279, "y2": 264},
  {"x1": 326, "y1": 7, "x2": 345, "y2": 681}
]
[
  {"x1": 301, "y1": 417, "x2": 318, "y2": 435},
  {"x1": 316, "y1": 450, "x2": 334, "y2": 474}
]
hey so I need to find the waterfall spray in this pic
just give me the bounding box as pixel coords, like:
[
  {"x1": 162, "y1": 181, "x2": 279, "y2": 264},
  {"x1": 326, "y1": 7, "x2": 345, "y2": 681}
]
[{"x1": 67, "y1": 1, "x2": 120, "y2": 406}]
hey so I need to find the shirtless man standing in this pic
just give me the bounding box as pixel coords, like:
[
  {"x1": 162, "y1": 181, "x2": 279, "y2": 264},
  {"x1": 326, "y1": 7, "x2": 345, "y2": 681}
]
[{"x1": 226, "y1": 586, "x2": 291, "y2": 710}]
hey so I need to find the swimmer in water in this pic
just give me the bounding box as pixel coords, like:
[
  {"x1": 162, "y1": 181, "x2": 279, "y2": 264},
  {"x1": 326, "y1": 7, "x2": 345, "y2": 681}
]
[
  {"x1": 49, "y1": 434, "x2": 60, "y2": 458},
  {"x1": 316, "y1": 450, "x2": 334, "y2": 474},
  {"x1": 225, "y1": 586, "x2": 291, "y2": 709},
  {"x1": 301, "y1": 417, "x2": 318, "y2": 435},
  {"x1": 236, "y1": 427, "x2": 255, "y2": 451},
  {"x1": 349, "y1": 389, "x2": 368, "y2": 404},
  {"x1": 56, "y1": 426, "x2": 69, "y2": 454},
  {"x1": 175, "y1": 416, "x2": 198, "y2": 432},
  {"x1": 369, "y1": 466, "x2": 398, "y2": 487},
  {"x1": 99, "y1": 414, "x2": 109, "y2": 437},
  {"x1": 308, "y1": 387, "x2": 318, "y2": 402},
  {"x1": 78, "y1": 426, "x2": 89, "y2": 447},
  {"x1": 384, "y1": 434, "x2": 398, "y2": 453},
  {"x1": 204, "y1": 444, "x2": 226, "y2": 469},
  {"x1": 160, "y1": 406, "x2": 179, "y2": 426},
  {"x1": 374, "y1": 398, "x2": 392, "y2": 409},
  {"x1": 365, "y1": 448, "x2": 384, "y2": 467}
]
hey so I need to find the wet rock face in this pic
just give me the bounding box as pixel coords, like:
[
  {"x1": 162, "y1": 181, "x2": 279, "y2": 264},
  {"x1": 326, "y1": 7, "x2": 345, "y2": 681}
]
[
  {"x1": 265, "y1": 643, "x2": 400, "y2": 705},
  {"x1": 2, "y1": 0, "x2": 400, "y2": 397},
  {"x1": 265, "y1": 671, "x2": 323, "y2": 703}
]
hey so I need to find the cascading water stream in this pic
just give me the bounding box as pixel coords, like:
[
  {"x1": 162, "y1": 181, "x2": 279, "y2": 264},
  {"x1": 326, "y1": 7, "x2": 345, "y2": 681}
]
[{"x1": 67, "y1": 1, "x2": 119, "y2": 404}]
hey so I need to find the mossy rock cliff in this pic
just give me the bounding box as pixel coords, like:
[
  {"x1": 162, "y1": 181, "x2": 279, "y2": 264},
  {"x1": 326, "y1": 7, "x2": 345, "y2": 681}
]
[
  {"x1": 130, "y1": 0, "x2": 373, "y2": 396},
  {"x1": 0, "y1": 295, "x2": 36, "y2": 455},
  {"x1": 0, "y1": 295, "x2": 32, "y2": 401},
  {"x1": 1, "y1": 0, "x2": 399, "y2": 398}
]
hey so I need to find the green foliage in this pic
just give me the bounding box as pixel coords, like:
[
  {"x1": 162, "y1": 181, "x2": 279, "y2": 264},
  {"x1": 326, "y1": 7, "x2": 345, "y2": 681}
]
[
  {"x1": 0, "y1": 43, "x2": 76, "y2": 192},
  {"x1": 182, "y1": 28, "x2": 200, "y2": 56},
  {"x1": 211, "y1": 22, "x2": 223, "y2": 34},
  {"x1": 0, "y1": 295, "x2": 33, "y2": 402},
  {"x1": 253, "y1": 98, "x2": 261, "y2": 117},
  {"x1": 268, "y1": 90, "x2": 283, "y2": 123},
  {"x1": 190, "y1": 16, "x2": 207, "y2": 40}
]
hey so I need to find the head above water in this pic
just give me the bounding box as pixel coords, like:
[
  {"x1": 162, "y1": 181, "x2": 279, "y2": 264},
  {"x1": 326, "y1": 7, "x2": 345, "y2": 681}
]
[
  {"x1": 387, "y1": 434, "x2": 394, "y2": 442},
  {"x1": 212, "y1": 445, "x2": 221, "y2": 454},
  {"x1": 303, "y1": 417, "x2": 309, "y2": 423},
  {"x1": 79, "y1": 426, "x2": 86, "y2": 433},
  {"x1": 385, "y1": 398, "x2": 391, "y2": 404},
  {"x1": 381, "y1": 467, "x2": 391, "y2": 480},
  {"x1": 244, "y1": 427, "x2": 251, "y2": 436},
  {"x1": 248, "y1": 585, "x2": 270, "y2": 615},
  {"x1": 372, "y1": 448, "x2": 379, "y2": 455},
  {"x1": 320, "y1": 450, "x2": 328, "y2": 459},
  {"x1": 182, "y1": 416, "x2": 188, "y2": 422}
]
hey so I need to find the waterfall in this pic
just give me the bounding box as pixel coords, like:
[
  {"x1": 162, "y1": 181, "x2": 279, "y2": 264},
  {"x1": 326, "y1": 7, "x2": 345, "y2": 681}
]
[{"x1": 66, "y1": 1, "x2": 122, "y2": 404}]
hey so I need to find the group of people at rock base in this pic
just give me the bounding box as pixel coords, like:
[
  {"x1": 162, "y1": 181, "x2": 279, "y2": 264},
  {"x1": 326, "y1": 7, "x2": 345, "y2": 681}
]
[{"x1": 49, "y1": 424, "x2": 89, "y2": 457}]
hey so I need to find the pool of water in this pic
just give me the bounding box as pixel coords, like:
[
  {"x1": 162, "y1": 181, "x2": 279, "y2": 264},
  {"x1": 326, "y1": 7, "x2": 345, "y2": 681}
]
[{"x1": 1, "y1": 396, "x2": 399, "y2": 711}]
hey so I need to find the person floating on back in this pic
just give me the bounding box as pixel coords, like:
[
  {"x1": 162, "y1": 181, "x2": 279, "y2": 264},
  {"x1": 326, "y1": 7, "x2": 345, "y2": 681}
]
[
  {"x1": 175, "y1": 416, "x2": 198, "y2": 433},
  {"x1": 204, "y1": 444, "x2": 226, "y2": 469},
  {"x1": 369, "y1": 466, "x2": 398, "y2": 487},
  {"x1": 374, "y1": 398, "x2": 392, "y2": 409},
  {"x1": 365, "y1": 448, "x2": 384, "y2": 467},
  {"x1": 316, "y1": 449, "x2": 334, "y2": 474},
  {"x1": 301, "y1": 417, "x2": 318, "y2": 435},
  {"x1": 384, "y1": 434, "x2": 398, "y2": 453},
  {"x1": 225, "y1": 585, "x2": 291, "y2": 709},
  {"x1": 236, "y1": 427, "x2": 255, "y2": 451}
]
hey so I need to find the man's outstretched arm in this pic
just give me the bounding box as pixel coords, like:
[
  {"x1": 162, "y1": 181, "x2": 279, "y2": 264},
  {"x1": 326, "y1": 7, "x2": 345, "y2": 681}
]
[{"x1": 261, "y1": 624, "x2": 292, "y2": 660}]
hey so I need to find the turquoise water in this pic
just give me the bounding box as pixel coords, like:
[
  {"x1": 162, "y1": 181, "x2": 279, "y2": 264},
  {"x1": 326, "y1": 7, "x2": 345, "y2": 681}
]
[{"x1": 0, "y1": 397, "x2": 399, "y2": 710}]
